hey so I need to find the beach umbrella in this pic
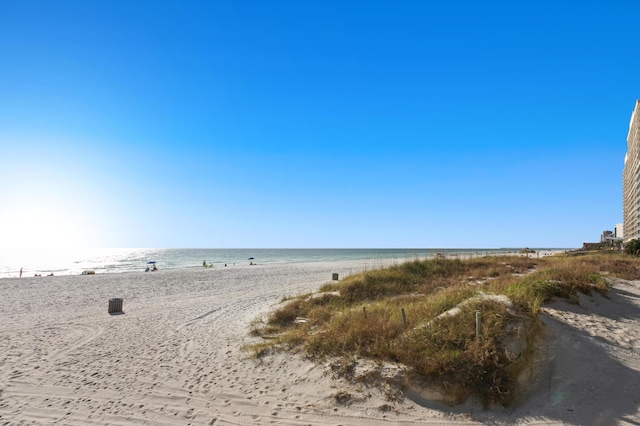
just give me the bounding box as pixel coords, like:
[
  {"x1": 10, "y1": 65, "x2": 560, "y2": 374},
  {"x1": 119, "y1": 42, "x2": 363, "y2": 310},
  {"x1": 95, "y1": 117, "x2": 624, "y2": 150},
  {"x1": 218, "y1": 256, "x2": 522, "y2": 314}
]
[
  {"x1": 147, "y1": 261, "x2": 157, "y2": 264},
  {"x1": 248, "y1": 257, "x2": 254, "y2": 260}
]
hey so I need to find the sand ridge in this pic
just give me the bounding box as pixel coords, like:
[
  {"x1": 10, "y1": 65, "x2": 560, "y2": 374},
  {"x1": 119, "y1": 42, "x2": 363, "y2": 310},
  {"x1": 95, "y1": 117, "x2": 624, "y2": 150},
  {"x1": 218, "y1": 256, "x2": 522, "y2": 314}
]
[{"x1": 0, "y1": 260, "x2": 639, "y2": 425}]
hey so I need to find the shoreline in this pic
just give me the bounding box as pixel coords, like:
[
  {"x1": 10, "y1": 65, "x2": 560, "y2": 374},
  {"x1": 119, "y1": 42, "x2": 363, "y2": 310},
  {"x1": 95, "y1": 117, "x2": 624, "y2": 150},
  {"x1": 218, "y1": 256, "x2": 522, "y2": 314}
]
[{"x1": 0, "y1": 248, "x2": 568, "y2": 279}]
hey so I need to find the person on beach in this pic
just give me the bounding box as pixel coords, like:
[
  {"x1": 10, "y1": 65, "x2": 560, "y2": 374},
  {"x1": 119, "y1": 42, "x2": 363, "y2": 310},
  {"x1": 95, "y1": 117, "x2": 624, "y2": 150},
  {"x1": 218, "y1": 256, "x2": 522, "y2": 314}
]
[{"x1": 19, "y1": 267, "x2": 23, "y2": 278}]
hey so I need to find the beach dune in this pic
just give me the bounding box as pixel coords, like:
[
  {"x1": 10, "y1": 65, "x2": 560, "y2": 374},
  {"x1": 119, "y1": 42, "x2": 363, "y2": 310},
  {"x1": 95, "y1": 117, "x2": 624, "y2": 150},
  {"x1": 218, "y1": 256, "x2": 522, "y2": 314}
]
[{"x1": 0, "y1": 260, "x2": 639, "y2": 425}]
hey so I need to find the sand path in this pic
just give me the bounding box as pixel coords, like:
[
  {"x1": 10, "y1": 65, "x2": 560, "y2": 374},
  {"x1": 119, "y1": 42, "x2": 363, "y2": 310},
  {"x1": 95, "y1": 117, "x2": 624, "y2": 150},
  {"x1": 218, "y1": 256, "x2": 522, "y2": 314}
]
[{"x1": 0, "y1": 261, "x2": 639, "y2": 425}]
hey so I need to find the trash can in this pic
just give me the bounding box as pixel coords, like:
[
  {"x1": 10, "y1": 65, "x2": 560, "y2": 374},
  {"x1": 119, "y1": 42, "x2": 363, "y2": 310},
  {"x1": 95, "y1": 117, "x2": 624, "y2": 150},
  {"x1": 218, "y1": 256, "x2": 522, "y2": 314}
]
[
  {"x1": 332, "y1": 273, "x2": 339, "y2": 280},
  {"x1": 108, "y1": 298, "x2": 123, "y2": 314}
]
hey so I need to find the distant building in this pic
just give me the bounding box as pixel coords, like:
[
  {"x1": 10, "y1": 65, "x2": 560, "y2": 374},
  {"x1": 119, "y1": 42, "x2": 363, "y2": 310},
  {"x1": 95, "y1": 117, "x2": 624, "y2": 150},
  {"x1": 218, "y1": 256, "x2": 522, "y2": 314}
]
[
  {"x1": 623, "y1": 100, "x2": 640, "y2": 241},
  {"x1": 615, "y1": 223, "x2": 624, "y2": 239},
  {"x1": 601, "y1": 230, "x2": 614, "y2": 242}
]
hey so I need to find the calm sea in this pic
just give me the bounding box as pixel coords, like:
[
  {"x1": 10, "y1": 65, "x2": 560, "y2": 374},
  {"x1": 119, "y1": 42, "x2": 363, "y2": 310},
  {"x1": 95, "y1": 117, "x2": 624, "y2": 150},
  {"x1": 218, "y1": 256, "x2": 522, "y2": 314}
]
[{"x1": 0, "y1": 248, "x2": 566, "y2": 279}]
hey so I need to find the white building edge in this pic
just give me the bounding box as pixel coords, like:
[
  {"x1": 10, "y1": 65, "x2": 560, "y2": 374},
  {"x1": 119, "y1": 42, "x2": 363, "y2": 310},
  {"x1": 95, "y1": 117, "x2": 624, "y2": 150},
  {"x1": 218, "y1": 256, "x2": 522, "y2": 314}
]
[{"x1": 623, "y1": 100, "x2": 640, "y2": 242}]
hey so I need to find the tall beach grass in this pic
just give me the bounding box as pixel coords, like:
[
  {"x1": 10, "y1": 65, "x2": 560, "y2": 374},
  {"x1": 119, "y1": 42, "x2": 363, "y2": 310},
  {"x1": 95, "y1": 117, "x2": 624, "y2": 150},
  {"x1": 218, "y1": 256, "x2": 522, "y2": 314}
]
[{"x1": 250, "y1": 252, "x2": 640, "y2": 406}]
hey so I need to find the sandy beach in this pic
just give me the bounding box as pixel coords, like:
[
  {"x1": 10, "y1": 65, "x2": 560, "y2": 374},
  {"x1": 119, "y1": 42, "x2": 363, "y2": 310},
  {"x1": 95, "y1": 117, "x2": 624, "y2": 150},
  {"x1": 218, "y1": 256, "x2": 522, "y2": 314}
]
[{"x1": 1, "y1": 259, "x2": 639, "y2": 425}]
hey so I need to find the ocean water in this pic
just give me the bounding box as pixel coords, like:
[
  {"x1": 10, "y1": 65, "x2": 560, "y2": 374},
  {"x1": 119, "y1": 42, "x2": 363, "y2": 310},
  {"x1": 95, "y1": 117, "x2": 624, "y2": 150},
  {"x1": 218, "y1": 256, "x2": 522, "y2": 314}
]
[{"x1": 0, "y1": 248, "x2": 565, "y2": 279}]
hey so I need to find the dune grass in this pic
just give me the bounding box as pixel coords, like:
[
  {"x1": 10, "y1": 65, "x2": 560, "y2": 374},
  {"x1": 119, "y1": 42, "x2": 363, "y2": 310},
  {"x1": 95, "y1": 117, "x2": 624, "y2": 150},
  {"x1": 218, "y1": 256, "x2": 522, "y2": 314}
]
[{"x1": 250, "y1": 252, "x2": 640, "y2": 406}]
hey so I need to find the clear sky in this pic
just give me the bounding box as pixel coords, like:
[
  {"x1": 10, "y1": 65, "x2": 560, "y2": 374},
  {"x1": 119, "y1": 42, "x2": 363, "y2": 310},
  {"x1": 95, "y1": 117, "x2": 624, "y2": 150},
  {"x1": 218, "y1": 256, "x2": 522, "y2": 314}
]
[{"x1": 1, "y1": 0, "x2": 638, "y2": 249}]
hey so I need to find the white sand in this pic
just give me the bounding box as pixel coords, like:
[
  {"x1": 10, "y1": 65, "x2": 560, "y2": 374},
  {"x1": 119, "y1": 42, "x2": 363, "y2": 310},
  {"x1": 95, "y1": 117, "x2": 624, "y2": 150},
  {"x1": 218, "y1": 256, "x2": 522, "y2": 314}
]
[{"x1": 0, "y1": 259, "x2": 639, "y2": 425}]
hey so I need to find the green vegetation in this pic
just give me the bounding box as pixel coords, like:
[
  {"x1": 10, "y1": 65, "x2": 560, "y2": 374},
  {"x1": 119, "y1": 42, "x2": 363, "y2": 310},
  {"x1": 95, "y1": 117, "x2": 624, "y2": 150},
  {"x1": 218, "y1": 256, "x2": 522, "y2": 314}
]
[
  {"x1": 625, "y1": 239, "x2": 640, "y2": 256},
  {"x1": 250, "y1": 252, "x2": 640, "y2": 407}
]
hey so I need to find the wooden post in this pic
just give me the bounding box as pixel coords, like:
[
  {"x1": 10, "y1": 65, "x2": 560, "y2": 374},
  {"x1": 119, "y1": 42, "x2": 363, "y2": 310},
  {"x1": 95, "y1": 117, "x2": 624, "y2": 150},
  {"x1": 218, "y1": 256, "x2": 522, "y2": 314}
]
[
  {"x1": 363, "y1": 306, "x2": 367, "y2": 318},
  {"x1": 401, "y1": 308, "x2": 407, "y2": 328},
  {"x1": 475, "y1": 311, "x2": 481, "y2": 339}
]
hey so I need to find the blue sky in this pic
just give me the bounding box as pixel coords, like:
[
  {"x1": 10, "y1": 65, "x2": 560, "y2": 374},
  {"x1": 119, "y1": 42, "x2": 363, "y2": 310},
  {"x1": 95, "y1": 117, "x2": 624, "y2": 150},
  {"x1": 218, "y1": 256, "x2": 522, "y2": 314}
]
[{"x1": 0, "y1": 0, "x2": 638, "y2": 248}]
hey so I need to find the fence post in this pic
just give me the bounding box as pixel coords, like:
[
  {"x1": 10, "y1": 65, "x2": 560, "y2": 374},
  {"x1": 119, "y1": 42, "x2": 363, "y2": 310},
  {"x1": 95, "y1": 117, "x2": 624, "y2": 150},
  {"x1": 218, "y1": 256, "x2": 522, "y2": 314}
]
[
  {"x1": 401, "y1": 308, "x2": 407, "y2": 328},
  {"x1": 475, "y1": 311, "x2": 481, "y2": 339}
]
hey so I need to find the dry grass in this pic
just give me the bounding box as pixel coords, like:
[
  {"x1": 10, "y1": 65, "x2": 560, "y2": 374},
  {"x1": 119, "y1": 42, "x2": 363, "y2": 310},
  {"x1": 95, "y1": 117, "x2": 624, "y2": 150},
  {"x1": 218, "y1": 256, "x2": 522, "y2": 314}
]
[{"x1": 250, "y1": 251, "x2": 640, "y2": 406}]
